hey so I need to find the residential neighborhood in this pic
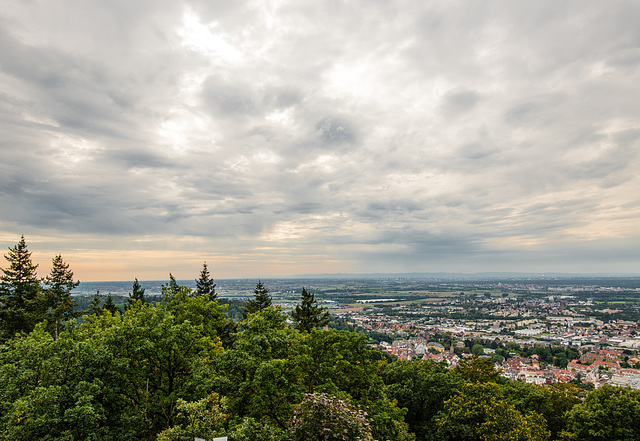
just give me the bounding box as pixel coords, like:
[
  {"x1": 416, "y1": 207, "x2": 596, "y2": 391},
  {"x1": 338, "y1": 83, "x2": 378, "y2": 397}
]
[{"x1": 328, "y1": 280, "x2": 640, "y2": 389}]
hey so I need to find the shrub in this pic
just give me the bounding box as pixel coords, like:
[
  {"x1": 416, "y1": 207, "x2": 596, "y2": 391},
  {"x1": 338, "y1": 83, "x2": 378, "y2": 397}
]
[{"x1": 289, "y1": 393, "x2": 372, "y2": 441}]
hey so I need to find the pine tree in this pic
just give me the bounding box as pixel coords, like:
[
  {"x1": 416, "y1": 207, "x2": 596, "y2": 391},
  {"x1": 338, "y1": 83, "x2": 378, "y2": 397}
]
[
  {"x1": 103, "y1": 294, "x2": 119, "y2": 314},
  {"x1": 0, "y1": 236, "x2": 44, "y2": 339},
  {"x1": 243, "y1": 280, "x2": 272, "y2": 317},
  {"x1": 43, "y1": 254, "x2": 79, "y2": 340},
  {"x1": 162, "y1": 273, "x2": 181, "y2": 302},
  {"x1": 86, "y1": 290, "x2": 102, "y2": 316},
  {"x1": 291, "y1": 287, "x2": 330, "y2": 332},
  {"x1": 127, "y1": 278, "x2": 146, "y2": 309},
  {"x1": 195, "y1": 262, "x2": 217, "y2": 300}
]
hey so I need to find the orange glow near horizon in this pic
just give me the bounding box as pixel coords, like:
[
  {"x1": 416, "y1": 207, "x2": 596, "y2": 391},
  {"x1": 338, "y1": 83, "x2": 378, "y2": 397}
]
[{"x1": 10, "y1": 248, "x2": 355, "y2": 282}]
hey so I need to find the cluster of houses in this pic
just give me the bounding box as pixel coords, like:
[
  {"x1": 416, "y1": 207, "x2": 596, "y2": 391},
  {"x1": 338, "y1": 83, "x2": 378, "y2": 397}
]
[
  {"x1": 565, "y1": 349, "x2": 640, "y2": 389},
  {"x1": 334, "y1": 286, "x2": 640, "y2": 390},
  {"x1": 338, "y1": 303, "x2": 640, "y2": 351},
  {"x1": 380, "y1": 339, "x2": 461, "y2": 365},
  {"x1": 377, "y1": 340, "x2": 640, "y2": 389}
]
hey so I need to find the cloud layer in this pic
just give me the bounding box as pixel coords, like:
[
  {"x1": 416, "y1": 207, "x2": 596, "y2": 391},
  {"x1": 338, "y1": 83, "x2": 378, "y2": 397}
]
[{"x1": 1, "y1": 0, "x2": 639, "y2": 279}]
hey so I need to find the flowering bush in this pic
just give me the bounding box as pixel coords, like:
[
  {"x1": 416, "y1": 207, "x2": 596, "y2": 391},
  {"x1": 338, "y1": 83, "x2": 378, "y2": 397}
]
[{"x1": 289, "y1": 393, "x2": 373, "y2": 441}]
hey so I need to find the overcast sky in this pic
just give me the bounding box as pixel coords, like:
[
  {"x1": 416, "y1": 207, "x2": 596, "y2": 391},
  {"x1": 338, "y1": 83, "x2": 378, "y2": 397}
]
[{"x1": 1, "y1": 0, "x2": 639, "y2": 281}]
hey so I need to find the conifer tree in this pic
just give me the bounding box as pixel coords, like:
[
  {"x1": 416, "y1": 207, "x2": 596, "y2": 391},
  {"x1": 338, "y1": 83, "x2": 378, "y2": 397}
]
[
  {"x1": 243, "y1": 280, "x2": 272, "y2": 317},
  {"x1": 127, "y1": 278, "x2": 145, "y2": 308},
  {"x1": 86, "y1": 290, "x2": 102, "y2": 316},
  {"x1": 162, "y1": 273, "x2": 182, "y2": 302},
  {"x1": 291, "y1": 287, "x2": 330, "y2": 332},
  {"x1": 0, "y1": 236, "x2": 44, "y2": 338},
  {"x1": 195, "y1": 262, "x2": 217, "y2": 300},
  {"x1": 103, "y1": 294, "x2": 120, "y2": 314},
  {"x1": 43, "y1": 254, "x2": 79, "y2": 340}
]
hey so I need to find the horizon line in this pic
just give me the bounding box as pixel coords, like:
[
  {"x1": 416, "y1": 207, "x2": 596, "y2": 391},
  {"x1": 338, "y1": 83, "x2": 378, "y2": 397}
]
[{"x1": 75, "y1": 271, "x2": 640, "y2": 283}]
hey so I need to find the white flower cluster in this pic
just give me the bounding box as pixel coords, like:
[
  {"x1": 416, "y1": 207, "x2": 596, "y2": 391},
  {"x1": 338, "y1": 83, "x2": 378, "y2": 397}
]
[{"x1": 289, "y1": 392, "x2": 373, "y2": 441}]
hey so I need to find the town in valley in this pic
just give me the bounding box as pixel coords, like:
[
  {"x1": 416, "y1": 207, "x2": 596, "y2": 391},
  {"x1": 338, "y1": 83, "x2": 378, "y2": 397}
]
[{"x1": 79, "y1": 274, "x2": 640, "y2": 390}]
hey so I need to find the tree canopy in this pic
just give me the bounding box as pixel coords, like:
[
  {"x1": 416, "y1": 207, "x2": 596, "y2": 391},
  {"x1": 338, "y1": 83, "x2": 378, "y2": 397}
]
[{"x1": 0, "y1": 237, "x2": 636, "y2": 441}]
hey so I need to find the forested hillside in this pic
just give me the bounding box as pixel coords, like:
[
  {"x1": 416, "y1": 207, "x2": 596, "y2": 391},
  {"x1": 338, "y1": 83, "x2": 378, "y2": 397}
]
[{"x1": 1, "y1": 238, "x2": 639, "y2": 440}]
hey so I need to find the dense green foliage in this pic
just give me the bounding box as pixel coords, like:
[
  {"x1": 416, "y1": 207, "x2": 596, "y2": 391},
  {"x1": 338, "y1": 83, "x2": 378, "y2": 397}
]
[
  {"x1": 382, "y1": 359, "x2": 462, "y2": 440},
  {"x1": 435, "y1": 381, "x2": 550, "y2": 441},
  {"x1": 1, "y1": 238, "x2": 640, "y2": 440},
  {"x1": 564, "y1": 384, "x2": 640, "y2": 440},
  {"x1": 290, "y1": 393, "x2": 373, "y2": 441}
]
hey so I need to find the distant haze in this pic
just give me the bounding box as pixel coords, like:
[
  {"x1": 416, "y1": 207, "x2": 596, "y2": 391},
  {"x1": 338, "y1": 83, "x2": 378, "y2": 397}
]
[{"x1": 1, "y1": 1, "x2": 639, "y2": 280}]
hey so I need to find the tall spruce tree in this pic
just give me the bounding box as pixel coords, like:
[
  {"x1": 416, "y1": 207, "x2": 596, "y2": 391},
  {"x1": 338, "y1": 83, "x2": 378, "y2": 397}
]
[
  {"x1": 291, "y1": 287, "x2": 330, "y2": 332},
  {"x1": 162, "y1": 273, "x2": 181, "y2": 302},
  {"x1": 127, "y1": 278, "x2": 146, "y2": 308},
  {"x1": 195, "y1": 262, "x2": 217, "y2": 300},
  {"x1": 243, "y1": 280, "x2": 272, "y2": 317},
  {"x1": 43, "y1": 254, "x2": 79, "y2": 340},
  {"x1": 0, "y1": 236, "x2": 44, "y2": 339},
  {"x1": 86, "y1": 290, "x2": 102, "y2": 316},
  {"x1": 103, "y1": 294, "x2": 119, "y2": 314}
]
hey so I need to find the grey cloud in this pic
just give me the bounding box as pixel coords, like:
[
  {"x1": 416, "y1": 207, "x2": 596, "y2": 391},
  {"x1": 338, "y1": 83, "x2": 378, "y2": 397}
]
[
  {"x1": 0, "y1": 29, "x2": 127, "y2": 134},
  {"x1": 286, "y1": 203, "x2": 324, "y2": 215},
  {"x1": 201, "y1": 76, "x2": 257, "y2": 117},
  {"x1": 606, "y1": 48, "x2": 640, "y2": 72},
  {"x1": 503, "y1": 97, "x2": 562, "y2": 127},
  {"x1": 440, "y1": 89, "x2": 480, "y2": 117},
  {"x1": 341, "y1": 229, "x2": 490, "y2": 270},
  {"x1": 1, "y1": 181, "x2": 111, "y2": 232},
  {"x1": 0, "y1": 21, "x2": 189, "y2": 145},
  {"x1": 315, "y1": 117, "x2": 356, "y2": 145},
  {"x1": 1, "y1": 0, "x2": 640, "y2": 276},
  {"x1": 564, "y1": 129, "x2": 640, "y2": 184},
  {"x1": 262, "y1": 87, "x2": 302, "y2": 109},
  {"x1": 457, "y1": 142, "x2": 495, "y2": 160},
  {"x1": 102, "y1": 148, "x2": 177, "y2": 170},
  {"x1": 367, "y1": 200, "x2": 423, "y2": 214}
]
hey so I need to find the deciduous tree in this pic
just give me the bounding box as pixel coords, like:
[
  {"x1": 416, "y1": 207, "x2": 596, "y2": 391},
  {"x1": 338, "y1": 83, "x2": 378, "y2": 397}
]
[
  {"x1": 453, "y1": 354, "x2": 501, "y2": 383},
  {"x1": 545, "y1": 383, "x2": 585, "y2": 439},
  {"x1": 289, "y1": 393, "x2": 373, "y2": 441},
  {"x1": 157, "y1": 394, "x2": 229, "y2": 441},
  {"x1": 564, "y1": 384, "x2": 640, "y2": 441},
  {"x1": 436, "y1": 382, "x2": 550, "y2": 441},
  {"x1": 382, "y1": 360, "x2": 462, "y2": 440}
]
